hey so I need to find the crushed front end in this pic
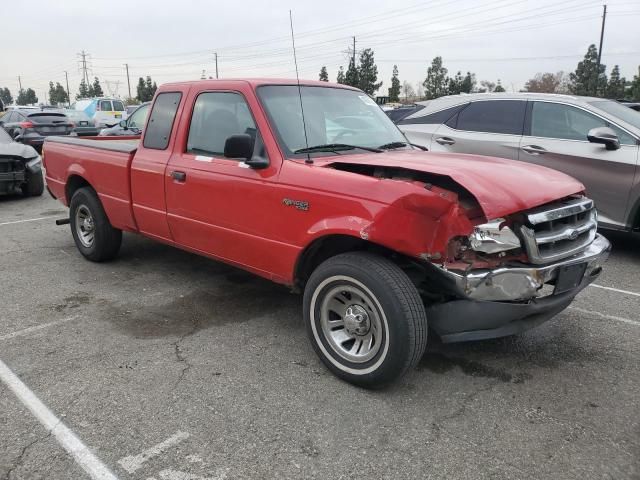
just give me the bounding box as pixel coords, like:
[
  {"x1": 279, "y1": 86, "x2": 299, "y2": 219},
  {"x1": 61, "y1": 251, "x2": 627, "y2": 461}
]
[{"x1": 424, "y1": 196, "x2": 611, "y2": 342}]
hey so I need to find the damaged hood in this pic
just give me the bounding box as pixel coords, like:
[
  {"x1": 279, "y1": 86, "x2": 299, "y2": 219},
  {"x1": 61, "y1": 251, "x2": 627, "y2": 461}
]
[
  {"x1": 0, "y1": 140, "x2": 39, "y2": 160},
  {"x1": 318, "y1": 150, "x2": 585, "y2": 219}
]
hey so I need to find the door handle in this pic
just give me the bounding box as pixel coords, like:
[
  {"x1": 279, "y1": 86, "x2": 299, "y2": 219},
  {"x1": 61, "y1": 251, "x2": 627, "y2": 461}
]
[
  {"x1": 171, "y1": 170, "x2": 186, "y2": 182},
  {"x1": 521, "y1": 145, "x2": 547, "y2": 155},
  {"x1": 435, "y1": 136, "x2": 455, "y2": 146}
]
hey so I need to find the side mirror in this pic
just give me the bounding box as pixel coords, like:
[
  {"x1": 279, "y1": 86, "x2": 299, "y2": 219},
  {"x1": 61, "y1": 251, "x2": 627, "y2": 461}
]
[
  {"x1": 224, "y1": 134, "x2": 268, "y2": 169},
  {"x1": 587, "y1": 127, "x2": 620, "y2": 151},
  {"x1": 119, "y1": 120, "x2": 127, "y2": 128},
  {"x1": 13, "y1": 134, "x2": 23, "y2": 142}
]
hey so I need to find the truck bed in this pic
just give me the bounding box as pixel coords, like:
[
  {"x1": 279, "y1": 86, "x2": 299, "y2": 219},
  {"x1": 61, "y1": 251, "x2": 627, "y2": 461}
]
[{"x1": 43, "y1": 136, "x2": 139, "y2": 232}]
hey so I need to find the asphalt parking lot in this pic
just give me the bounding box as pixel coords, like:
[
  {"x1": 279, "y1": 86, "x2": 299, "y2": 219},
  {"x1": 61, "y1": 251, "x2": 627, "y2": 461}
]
[{"x1": 1, "y1": 192, "x2": 638, "y2": 480}]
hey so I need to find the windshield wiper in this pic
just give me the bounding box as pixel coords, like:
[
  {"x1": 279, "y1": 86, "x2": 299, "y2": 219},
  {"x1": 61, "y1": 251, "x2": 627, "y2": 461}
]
[
  {"x1": 378, "y1": 141, "x2": 429, "y2": 152},
  {"x1": 294, "y1": 143, "x2": 383, "y2": 154},
  {"x1": 378, "y1": 141, "x2": 409, "y2": 150}
]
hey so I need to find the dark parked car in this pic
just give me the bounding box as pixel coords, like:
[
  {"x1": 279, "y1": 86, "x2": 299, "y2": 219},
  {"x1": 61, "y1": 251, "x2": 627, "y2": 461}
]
[
  {"x1": 0, "y1": 109, "x2": 73, "y2": 153},
  {"x1": 0, "y1": 127, "x2": 44, "y2": 196},
  {"x1": 99, "y1": 102, "x2": 150, "y2": 136},
  {"x1": 623, "y1": 102, "x2": 640, "y2": 112},
  {"x1": 64, "y1": 110, "x2": 100, "y2": 136}
]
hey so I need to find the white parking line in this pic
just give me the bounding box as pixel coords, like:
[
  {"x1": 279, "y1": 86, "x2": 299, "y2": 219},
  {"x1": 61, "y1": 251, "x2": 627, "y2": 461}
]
[
  {"x1": 0, "y1": 358, "x2": 119, "y2": 480},
  {"x1": 569, "y1": 306, "x2": 640, "y2": 327},
  {"x1": 590, "y1": 284, "x2": 640, "y2": 298},
  {"x1": 118, "y1": 431, "x2": 190, "y2": 473},
  {"x1": 0, "y1": 216, "x2": 56, "y2": 227},
  {"x1": 0, "y1": 316, "x2": 78, "y2": 342}
]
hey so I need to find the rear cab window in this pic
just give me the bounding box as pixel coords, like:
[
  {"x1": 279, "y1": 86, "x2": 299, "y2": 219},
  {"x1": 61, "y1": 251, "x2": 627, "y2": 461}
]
[
  {"x1": 143, "y1": 92, "x2": 182, "y2": 150},
  {"x1": 113, "y1": 100, "x2": 125, "y2": 112},
  {"x1": 452, "y1": 100, "x2": 526, "y2": 135},
  {"x1": 99, "y1": 100, "x2": 112, "y2": 111}
]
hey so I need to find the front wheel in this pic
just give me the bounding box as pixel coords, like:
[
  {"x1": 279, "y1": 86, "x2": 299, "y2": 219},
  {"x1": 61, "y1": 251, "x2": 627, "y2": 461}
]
[{"x1": 303, "y1": 252, "x2": 427, "y2": 388}]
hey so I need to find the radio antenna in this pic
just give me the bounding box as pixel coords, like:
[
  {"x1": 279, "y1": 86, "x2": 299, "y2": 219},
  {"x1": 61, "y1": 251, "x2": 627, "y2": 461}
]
[{"x1": 289, "y1": 10, "x2": 312, "y2": 164}]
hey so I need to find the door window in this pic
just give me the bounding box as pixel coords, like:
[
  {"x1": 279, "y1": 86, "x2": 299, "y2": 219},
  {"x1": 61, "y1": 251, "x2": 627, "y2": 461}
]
[
  {"x1": 530, "y1": 102, "x2": 635, "y2": 145},
  {"x1": 454, "y1": 100, "x2": 526, "y2": 135},
  {"x1": 186, "y1": 92, "x2": 257, "y2": 158},
  {"x1": 99, "y1": 100, "x2": 112, "y2": 111}
]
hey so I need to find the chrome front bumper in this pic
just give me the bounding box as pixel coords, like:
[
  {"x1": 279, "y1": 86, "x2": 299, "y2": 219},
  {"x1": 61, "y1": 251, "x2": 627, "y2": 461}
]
[{"x1": 436, "y1": 234, "x2": 611, "y2": 302}]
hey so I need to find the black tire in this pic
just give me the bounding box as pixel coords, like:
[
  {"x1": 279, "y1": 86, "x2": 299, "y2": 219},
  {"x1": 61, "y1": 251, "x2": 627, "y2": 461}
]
[
  {"x1": 21, "y1": 171, "x2": 44, "y2": 197},
  {"x1": 303, "y1": 252, "x2": 427, "y2": 388},
  {"x1": 69, "y1": 187, "x2": 122, "y2": 262}
]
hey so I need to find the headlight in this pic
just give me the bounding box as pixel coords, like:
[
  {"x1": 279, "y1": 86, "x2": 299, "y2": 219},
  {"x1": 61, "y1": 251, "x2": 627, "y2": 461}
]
[
  {"x1": 469, "y1": 218, "x2": 521, "y2": 254},
  {"x1": 26, "y1": 156, "x2": 42, "y2": 168}
]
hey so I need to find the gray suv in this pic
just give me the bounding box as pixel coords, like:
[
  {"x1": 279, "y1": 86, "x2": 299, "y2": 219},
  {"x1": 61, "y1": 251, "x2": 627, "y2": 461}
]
[{"x1": 395, "y1": 93, "x2": 640, "y2": 231}]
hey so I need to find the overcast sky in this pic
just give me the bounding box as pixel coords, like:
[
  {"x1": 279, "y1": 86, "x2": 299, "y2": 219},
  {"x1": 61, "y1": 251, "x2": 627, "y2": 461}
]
[{"x1": 1, "y1": 0, "x2": 639, "y2": 102}]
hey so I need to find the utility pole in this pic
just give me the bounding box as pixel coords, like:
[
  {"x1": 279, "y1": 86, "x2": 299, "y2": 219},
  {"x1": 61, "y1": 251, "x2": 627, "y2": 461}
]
[
  {"x1": 595, "y1": 4, "x2": 607, "y2": 96},
  {"x1": 214, "y1": 52, "x2": 219, "y2": 79},
  {"x1": 125, "y1": 63, "x2": 132, "y2": 99},
  {"x1": 597, "y1": 4, "x2": 607, "y2": 75},
  {"x1": 79, "y1": 50, "x2": 89, "y2": 85},
  {"x1": 352, "y1": 36, "x2": 356, "y2": 65},
  {"x1": 64, "y1": 71, "x2": 71, "y2": 107},
  {"x1": 18, "y1": 76, "x2": 22, "y2": 91}
]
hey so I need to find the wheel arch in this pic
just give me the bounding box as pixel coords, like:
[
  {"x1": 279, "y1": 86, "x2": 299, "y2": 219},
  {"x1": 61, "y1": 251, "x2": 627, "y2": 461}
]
[
  {"x1": 293, "y1": 233, "x2": 410, "y2": 292},
  {"x1": 65, "y1": 174, "x2": 94, "y2": 205}
]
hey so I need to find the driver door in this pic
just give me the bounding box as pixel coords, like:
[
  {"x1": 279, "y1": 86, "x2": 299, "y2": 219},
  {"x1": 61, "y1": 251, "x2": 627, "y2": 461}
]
[{"x1": 164, "y1": 87, "x2": 284, "y2": 275}]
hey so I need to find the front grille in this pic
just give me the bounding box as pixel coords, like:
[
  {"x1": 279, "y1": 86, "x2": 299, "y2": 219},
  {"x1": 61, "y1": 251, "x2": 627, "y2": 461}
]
[{"x1": 518, "y1": 196, "x2": 597, "y2": 264}]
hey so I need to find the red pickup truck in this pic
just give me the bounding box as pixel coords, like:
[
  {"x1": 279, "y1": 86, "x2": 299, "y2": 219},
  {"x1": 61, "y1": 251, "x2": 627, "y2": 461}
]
[{"x1": 43, "y1": 79, "x2": 610, "y2": 387}]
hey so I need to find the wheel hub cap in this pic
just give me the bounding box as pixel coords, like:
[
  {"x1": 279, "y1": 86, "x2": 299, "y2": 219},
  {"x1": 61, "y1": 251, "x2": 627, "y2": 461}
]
[{"x1": 344, "y1": 304, "x2": 370, "y2": 336}]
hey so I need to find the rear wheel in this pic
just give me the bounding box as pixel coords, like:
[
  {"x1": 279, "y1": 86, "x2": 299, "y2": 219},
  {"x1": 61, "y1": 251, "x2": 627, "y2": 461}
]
[
  {"x1": 303, "y1": 252, "x2": 427, "y2": 388},
  {"x1": 69, "y1": 187, "x2": 122, "y2": 262},
  {"x1": 21, "y1": 171, "x2": 44, "y2": 197}
]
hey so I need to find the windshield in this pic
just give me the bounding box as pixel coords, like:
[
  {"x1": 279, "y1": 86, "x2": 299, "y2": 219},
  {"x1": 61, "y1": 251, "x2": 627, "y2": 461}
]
[
  {"x1": 588, "y1": 100, "x2": 640, "y2": 130},
  {"x1": 257, "y1": 85, "x2": 407, "y2": 157}
]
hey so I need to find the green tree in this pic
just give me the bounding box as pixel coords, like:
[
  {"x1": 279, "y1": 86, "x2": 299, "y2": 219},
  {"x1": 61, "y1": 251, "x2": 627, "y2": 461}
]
[
  {"x1": 145, "y1": 76, "x2": 157, "y2": 99},
  {"x1": 344, "y1": 57, "x2": 359, "y2": 88},
  {"x1": 388, "y1": 65, "x2": 401, "y2": 102},
  {"x1": 631, "y1": 66, "x2": 640, "y2": 100},
  {"x1": 136, "y1": 76, "x2": 158, "y2": 102},
  {"x1": 494, "y1": 80, "x2": 506, "y2": 92},
  {"x1": 48, "y1": 82, "x2": 69, "y2": 105},
  {"x1": 0, "y1": 87, "x2": 12, "y2": 105},
  {"x1": 606, "y1": 65, "x2": 626, "y2": 99},
  {"x1": 336, "y1": 66, "x2": 345, "y2": 84},
  {"x1": 423, "y1": 56, "x2": 448, "y2": 99},
  {"x1": 447, "y1": 71, "x2": 464, "y2": 95},
  {"x1": 92, "y1": 77, "x2": 104, "y2": 97},
  {"x1": 479, "y1": 80, "x2": 496, "y2": 93},
  {"x1": 357, "y1": 48, "x2": 382, "y2": 95},
  {"x1": 460, "y1": 72, "x2": 476, "y2": 93},
  {"x1": 569, "y1": 44, "x2": 606, "y2": 97},
  {"x1": 77, "y1": 79, "x2": 91, "y2": 99},
  {"x1": 136, "y1": 77, "x2": 147, "y2": 101},
  {"x1": 17, "y1": 88, "x2": 38, "y2": 105},
  {"x1": 319, "y1": 66, "x2": 329, "y2": 82}
]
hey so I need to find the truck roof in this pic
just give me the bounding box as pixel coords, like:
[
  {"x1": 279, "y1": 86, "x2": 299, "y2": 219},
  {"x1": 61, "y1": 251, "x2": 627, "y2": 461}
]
[{"x1": 160, "y1": 78, "x2": 360, "y2": 90}]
